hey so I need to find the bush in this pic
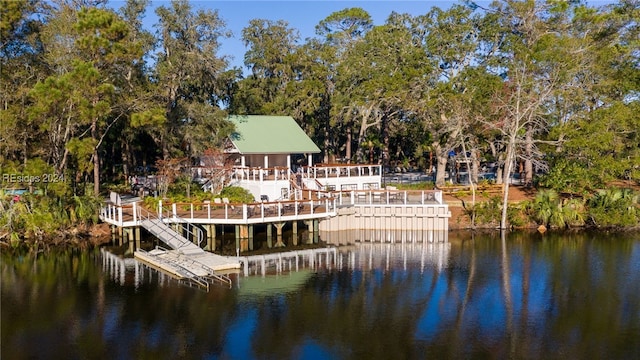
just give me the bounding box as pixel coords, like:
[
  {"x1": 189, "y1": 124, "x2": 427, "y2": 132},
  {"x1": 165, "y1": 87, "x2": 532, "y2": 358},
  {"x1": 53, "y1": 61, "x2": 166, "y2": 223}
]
[
  {"x1": 467, "y1": 196, "x2": 502, "y2": 226},
  {"x1": 220, "y1": 186, "x2": 255, "y2": 203},
  {"x1": 390, "y1": 182, "x2": 435, "y2": 190},
  {"x1": 525, "y1": 189, "x2": 586, "y2": 229},
  {"x1": 587, "y1": 188, "x2": 639, "y2": 227}
]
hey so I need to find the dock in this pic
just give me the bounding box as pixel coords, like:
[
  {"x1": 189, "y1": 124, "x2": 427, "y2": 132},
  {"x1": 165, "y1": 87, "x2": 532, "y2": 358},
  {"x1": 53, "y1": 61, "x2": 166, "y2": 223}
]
[
  {"x1": 130, "y1": 207, "x2": 240, "y2": 289},
  {"x1": 99, "y1": 188, "x2": 450, "y2": 286}
]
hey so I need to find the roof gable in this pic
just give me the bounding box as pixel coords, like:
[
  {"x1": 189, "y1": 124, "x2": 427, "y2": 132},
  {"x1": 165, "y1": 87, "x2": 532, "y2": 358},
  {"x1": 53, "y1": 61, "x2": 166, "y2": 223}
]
[{"x1": 228, "y1": 115, "x2": 321, "y2": 154}]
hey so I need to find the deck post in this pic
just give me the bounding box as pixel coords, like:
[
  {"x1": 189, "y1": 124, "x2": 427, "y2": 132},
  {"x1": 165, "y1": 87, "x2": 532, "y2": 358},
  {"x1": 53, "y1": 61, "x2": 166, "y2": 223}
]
[
  {"x1": 266, "y1": 224, "x2": 273, "y2": 248},
  {"x1": 205, "y1": 224, "x2": 216, "y2": 251},
  {"x1": 127, "y1": 228, "x2": 134, "y2": 254},
  {"x1": 305, "y1": 220, "x2": 313, "y2": 244},
  {"x1": 313, "y1": 219, "x2": 319, "y2": 244},
  {"x1": 235, "y1": 225, "x2": 240, "y2": 252},
  {"x1": 274, "y1": 222, "x2": 285, "y2": 247},
  {"x1": 248, "y1": 225, "x2": 254, "y2": 251},
  {"x1": 134, "y1": 227, "x2": 141, "y2": 250},
  {"x1": 236, "y1": 225, "x2": 249, "y2": 252},
  {"x1": 118, "y1": 226, "x2": 124, "y2": 246},
  {"x1": 292, "y1": 221, "x2": 298, "y2": 246},
  {"x1": 172, "y1": 203, "x2": 177, "y2": 219},
  {"x1": 132, "y1": 202, "x2": 137, "y2": 223}
]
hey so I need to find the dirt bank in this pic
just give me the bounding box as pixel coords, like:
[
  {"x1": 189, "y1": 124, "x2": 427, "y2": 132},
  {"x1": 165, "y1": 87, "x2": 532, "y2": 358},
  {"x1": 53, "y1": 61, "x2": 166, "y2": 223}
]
[{"x1": 445, "y1": 185, "x2": 536, "y2": 229}]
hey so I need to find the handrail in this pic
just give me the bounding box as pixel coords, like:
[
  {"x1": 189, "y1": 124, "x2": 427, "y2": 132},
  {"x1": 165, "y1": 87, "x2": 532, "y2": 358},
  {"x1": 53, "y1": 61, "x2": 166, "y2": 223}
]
[
  {"x1": 172, "y1": 252, "x2": 232, "y2": 288},
  {"x1": 137, "y1": 206, "x2": 202, "y2": 251},
  {"x1": 139, "y1": 204, "x2": 205, "y2": 249},
  {"x1": 138, "y1": 247, "x2": 231, "y2": 289},
  {"x1": 136, "y1": 248, "x2": 210, "y2": 291}
]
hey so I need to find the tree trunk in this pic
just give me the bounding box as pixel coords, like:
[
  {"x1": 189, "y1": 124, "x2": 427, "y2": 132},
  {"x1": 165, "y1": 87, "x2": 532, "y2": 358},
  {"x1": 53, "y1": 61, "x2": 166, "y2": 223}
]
[
  {"x1": 122, "y1": 138, "x2": 130, "y2": 181},
  {"x1": 345, "y1": 125, "x2": 352, "y2": 163},
  {"x1": 500, "y1": 140, "x2": 515, "y2": 230},
  {"x1": 382, "y1": 115, "x2": 389, "y2": 170},
  {"x1": 92, "y1": 119, "x2": 100, "y2": 195},
  {"x1": 323, "y1": 119, "x2": 330, "y2": 163},
  {"x1": 524, "y1": 125, "x2": 534, "y2": 186},
  {"x1": 471, "y1": 149, "x2": 480, "y2": 184},
  {"x1": 434, "y1": 144, "x2": 448, "y2": 187}
]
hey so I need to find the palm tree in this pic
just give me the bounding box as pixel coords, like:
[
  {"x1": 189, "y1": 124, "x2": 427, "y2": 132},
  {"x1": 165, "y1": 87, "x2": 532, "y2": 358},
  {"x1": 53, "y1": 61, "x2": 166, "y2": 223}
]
[
  {"x1": 530, "y1": 189, "x2": 586, "y2": 229},
  {"x1": 588, "y1": 188, "x2": 639, "y2": 227},
  {"x1": 530, "y1": 189, "x2": 560, "y2": 228}
]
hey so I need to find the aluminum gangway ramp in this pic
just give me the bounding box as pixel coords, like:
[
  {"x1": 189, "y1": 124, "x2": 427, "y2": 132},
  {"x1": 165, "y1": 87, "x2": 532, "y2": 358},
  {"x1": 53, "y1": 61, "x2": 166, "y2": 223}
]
[
  {"x1": 136, "y1": 218, "x2": 240, "y2": 287},
  {"x1": 140, "y1": 219, "x2": 204, "y2": 255}
]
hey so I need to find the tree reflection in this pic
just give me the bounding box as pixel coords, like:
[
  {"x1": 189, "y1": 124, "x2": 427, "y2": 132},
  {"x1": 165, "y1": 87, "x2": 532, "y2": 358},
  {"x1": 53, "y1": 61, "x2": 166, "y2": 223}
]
[
  {"x1": 2, "y1": 232, "x2": 640, "y2": 359},
  {"x1": 1, "y1": 249, "x2": 241, "y2": 359}
]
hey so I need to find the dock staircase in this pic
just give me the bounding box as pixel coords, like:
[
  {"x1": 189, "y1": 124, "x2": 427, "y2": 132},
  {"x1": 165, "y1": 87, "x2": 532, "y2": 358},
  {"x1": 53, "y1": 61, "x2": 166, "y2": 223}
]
[
  {"x1": 140, "y1": 218, "x2": 204, "y2": 256},
  {"x1": 134, "y1": 206, "x2": 238, "y2": 289}
]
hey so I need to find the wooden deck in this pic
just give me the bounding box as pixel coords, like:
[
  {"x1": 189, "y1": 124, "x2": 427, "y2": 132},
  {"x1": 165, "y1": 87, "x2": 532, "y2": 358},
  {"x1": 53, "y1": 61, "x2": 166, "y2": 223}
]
[{"x1": 100, "y1": 189, "x2": 444, "y2": 227}]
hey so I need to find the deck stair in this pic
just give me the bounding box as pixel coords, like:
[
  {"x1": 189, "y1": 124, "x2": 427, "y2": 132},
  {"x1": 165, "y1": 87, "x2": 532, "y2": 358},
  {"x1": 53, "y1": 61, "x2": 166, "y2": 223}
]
[
  {"x1": 140, "y1": 218, "x2": 204, "y2": 255},
  {"x1": 134, "y1": 205, "x2": 240, "y2": 288}
]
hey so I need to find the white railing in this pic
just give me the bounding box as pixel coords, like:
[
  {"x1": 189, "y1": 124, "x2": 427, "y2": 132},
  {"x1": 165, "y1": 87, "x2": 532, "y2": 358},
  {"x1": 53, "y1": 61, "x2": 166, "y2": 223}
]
[
  {"x1": 226, "y1": 164, "x2": 384, "y2": 183},
  {"x1": 136, "y1": 248, "x2": 211, "y2": 291},
  {"x1": 314, "y1": 189, "x2": 443, "y2": 206},
  {"x1": 147, "y1": 205, "x2": 205, "y2": 248},
  {"x1": 304, "y1": 164, "x2": 383, "y2": 180},
  {"x1": 100, "y1": 189, "x2": 444, "y2": 226},
  {"x1": 155, "y1": 198, "x2": 337, "y2": 222}
]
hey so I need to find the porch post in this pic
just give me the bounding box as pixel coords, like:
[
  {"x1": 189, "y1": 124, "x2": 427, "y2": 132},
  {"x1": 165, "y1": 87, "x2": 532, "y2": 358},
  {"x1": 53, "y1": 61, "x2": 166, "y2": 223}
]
[{"x1": 264, "y1": 155, "x2": 269, "y2": 168}]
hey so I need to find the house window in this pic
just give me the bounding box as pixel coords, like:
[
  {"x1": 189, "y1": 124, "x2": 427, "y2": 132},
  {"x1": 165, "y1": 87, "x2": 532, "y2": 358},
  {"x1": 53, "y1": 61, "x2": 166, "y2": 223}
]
[
  {"x1": 341, "y1": 184, "x2": 357, "y2": 191},
  {"x1": 364, "y1": 183, "x2": 379, "y2": 190},
  {"x1": 324, "y1": 185, "x2": 336, "y2": 191}
]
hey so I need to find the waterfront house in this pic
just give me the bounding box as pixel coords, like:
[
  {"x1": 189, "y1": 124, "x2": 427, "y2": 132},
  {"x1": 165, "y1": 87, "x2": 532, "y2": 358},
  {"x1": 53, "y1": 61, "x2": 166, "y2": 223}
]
[{"x1": 220, "y1": 115, "x2": 382, "y2": 201}]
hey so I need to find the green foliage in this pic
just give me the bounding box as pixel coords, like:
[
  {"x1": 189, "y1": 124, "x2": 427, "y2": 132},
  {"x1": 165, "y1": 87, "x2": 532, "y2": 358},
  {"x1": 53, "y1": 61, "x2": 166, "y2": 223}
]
[
  {"x1": 68, "y1": 195, "x2": 101, "y2": 225},
  {"x1": 389, "y1": 182, "x2": 435, "y2": 190},
  {"x1": 469, "y1": 196, "x2": 502, "y2": 226},
  {"x1": 0, "y1": 190, "x2": 101, "y2": 241},
  {"x1": 142, "y1": 196, "x2": 159, "y2": 212},
  {"x1": 536, "y1": 157, "x2": 594, "y2": 194},
  {"x1": 507, "y1": 202, "x2": 530, "y2": 228},
  {"x1": 587, "y1": 188, "x2": 639, "y2": 228},
  {"x1": 527, "y1": 189, "x2": 586, "y2": 229},
  {"x1": 3, "y1": 0, "x2": 640, "y2": 240},
  {"x1": 220, "y1": 186, "x2": 255, "y2": 203}
]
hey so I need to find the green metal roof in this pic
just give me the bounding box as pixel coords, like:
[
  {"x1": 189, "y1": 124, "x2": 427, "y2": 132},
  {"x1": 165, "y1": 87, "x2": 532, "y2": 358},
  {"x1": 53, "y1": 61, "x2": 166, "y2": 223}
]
[{"x1": 228, "y1": 115, "x2": 321, "y2": 154}]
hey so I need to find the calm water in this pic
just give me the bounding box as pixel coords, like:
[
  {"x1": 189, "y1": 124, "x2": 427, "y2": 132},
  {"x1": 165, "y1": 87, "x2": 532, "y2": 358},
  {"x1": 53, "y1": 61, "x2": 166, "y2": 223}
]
[{"x1": 2, "y1": 231, "x2": 640, "y2": 359}]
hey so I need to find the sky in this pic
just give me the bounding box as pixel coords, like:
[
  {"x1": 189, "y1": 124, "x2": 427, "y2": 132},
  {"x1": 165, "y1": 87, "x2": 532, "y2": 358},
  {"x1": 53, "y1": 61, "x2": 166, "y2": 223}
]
[
  {"x1": 108, "y1": 0, "x2": 614, "y2": 73},
  {"x1": 110, "y1": 1, "x2": 463, "y2": 72}
]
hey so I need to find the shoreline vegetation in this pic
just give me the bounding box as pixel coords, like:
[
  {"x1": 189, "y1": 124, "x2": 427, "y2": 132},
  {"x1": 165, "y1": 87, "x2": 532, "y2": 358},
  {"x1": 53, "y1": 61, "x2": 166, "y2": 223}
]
[
  {"x1": 2, "y1": 181, "x2": 639, "y2": 252},
  {"x1": 2, "y1": 0, "x2": 639, "y2": 251}
]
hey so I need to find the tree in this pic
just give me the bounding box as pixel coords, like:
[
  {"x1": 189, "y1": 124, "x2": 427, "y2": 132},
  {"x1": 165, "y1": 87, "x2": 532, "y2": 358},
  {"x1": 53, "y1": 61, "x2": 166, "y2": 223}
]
[
  {"x1": 481, "y1": 0, "x2": 579, "y2": 229},
  {"x1": 154, "y1": 0, "x2": 233, "y2": 160},
  {"x1": 316, "y1": 8, "x2": 373, "y2": 163},
  {"x1": 405, "y1": 5, "x2": 491, "y2": 186},
  {"x1": 0, "y1": 0, "x2": 46, "y2": 164},
  {"x1": 541, "y1": 0, "x2": 640, "y2": 191},
  {"x1": 336, "y1": 19, "x2": 426, "y2": 166},
  {"x1": 27, "y1": 5, "x2": 143, "y2": 195}
]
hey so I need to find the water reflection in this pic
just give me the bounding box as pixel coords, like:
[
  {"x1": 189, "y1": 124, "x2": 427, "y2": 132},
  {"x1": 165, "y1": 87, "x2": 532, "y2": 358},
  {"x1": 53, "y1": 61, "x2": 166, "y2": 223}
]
[{"x1": 2, "y1": 231, "x2": 640, "y2": 359}]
